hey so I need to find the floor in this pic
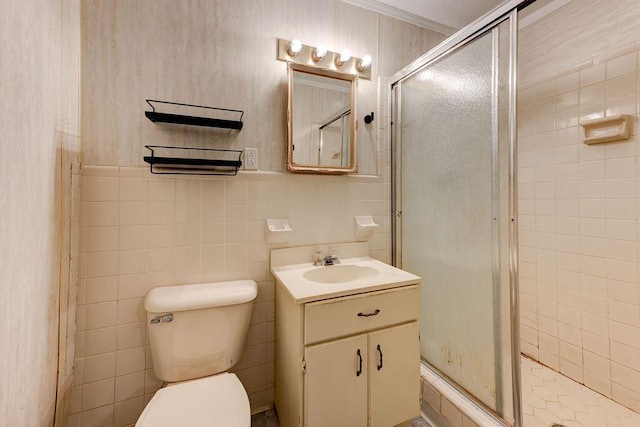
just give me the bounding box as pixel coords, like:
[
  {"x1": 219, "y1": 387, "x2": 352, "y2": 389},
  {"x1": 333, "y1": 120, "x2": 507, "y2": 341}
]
[
  {"x1": 522, "y1": 356, "x2": 640, "y2": 427},
  {"x1": 250, "y1": 409, "x2": 427, "y2": 427},
  {"x1": 251, "y1": 409, "x2": 280, "y2": 427},
  {"x1": 252, "y1": 357, "x2": 640, "y2": 427}
]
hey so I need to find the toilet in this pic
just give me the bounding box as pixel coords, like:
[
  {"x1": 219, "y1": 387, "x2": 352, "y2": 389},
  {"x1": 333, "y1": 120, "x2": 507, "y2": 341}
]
[{"x1": 135, "y1": 280, "x2": 258, "y2": 427}]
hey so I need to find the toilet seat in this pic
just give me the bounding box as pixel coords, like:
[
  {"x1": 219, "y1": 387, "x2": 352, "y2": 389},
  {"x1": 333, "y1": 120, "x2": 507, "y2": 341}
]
[{"x1": 135, "y1": 373, "x2": 250, "y2": 427}]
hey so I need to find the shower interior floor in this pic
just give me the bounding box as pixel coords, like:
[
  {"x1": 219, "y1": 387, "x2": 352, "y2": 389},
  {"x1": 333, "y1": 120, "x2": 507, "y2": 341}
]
[{"x1": 522, "y1": 356, "x2": 640, "y2": 427}]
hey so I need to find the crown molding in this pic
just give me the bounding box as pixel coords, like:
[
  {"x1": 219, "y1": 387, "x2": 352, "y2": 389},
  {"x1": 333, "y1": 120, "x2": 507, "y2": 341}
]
[
  {"x1": 519, "y1": 0, "x2": 574, "y2": 28},
  {"x1": 342, "y1": 0, "x2": 457, "y2": 36}
]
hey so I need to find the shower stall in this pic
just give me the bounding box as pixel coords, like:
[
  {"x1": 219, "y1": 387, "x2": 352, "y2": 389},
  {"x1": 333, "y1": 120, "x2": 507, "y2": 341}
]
[
  {"x1": 391, "y1": 4, "x2": 521, "y2": 424},
  {"x1": 392, "y1": 0, "x2": 640, "y2": 426}
]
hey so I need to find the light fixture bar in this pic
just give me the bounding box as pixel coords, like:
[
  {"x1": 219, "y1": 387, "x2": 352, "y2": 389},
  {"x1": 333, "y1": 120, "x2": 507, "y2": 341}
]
[{"x1": 276, "y1": 38, "x2": 371, "y2": 80}]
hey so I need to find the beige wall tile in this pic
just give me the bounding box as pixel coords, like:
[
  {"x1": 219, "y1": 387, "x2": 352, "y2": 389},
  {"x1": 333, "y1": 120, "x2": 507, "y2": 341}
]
[
  {"x1": 85, "y1": 302, "x2": 118, "y2": 330},
  {"x1": 82, "y1": 176, "x2": 119, "y2": 202},
  {"x1": 117, "y1": 323, "x2": 146, "y2": 351},
  {"x1": 421, "y1": 380, "x2": 441, "y2": 411},
  {"x1": 146, "y1": 224, "x2": 175, "y2": 248},
  {"x1": 82, "y1": 378, "x2": 115, "y2": 411},
  {"x1": 611, "y1": 341, "x2": 640, "y2": 372},
  {"x1": 117, "y1": 298, "x2": 146, "y2": 325},
  {"x1": 148, "y1": 179, "x2": 175, "y2": 202},
  {"x1": 84, "y1": 327, "x2": 117, "y2": 357},
  {"x1": 115, "y1": 372, "x2": 145, "y2": 403},
  {"x1": 612, "y1": 382, "x2": 640, "y2": 413},
  {"x1": 82, "y1": 166, "x2": 119, "y2": 177},
  {"x1": 118, "y1": 250, "x2": 148, "y2": 275},
  {"x1": 117, "y1": 274, "x2": 150, "y2": 301},
  {"x1": 80, "y1": 404, "x2": 114, "y2": 427},
  {"x1": 120, "y1": 178, "x2": 148, "y2": 202},
  {"x1": 606, "y1": 73, "x2": 637, "y2": 99},
  {"x1": 85, "y1": 276, "x2": 118, "y2": 304},
  {"x1": 120, "y1": 202, "x2": 148, "y2": 226},
  {"x1": 607, "y1": 52, "x2": 638, "y2": 79},
  {"x1": 83, "y1": 352, "x2": 116, "y2": 384},
  {"x1": 83, "y1": 202, "x2": 120, "y2": 227},
  {"x1": 440, "y1": 398, "x2": 463, "y2": 427},
  {"x1": 114, "y1": 397, "x2": 144, "y2": 427},
  {"x1": 119, "y1": 226, "x2": 149, "y2": 250},
  {"x1": 116, "y1": 347, "x2": 146, "y2": 377},
  {"x1": 144, "y1": 369, "x2": 163, "y2": 395},
  {"x1": 147, "y1": 201, "x2": 175, "y2": 225}
]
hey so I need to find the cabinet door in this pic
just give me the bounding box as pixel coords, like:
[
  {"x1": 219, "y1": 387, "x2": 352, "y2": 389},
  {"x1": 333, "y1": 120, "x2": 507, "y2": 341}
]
[
  {"x1": 368, "y1": 322, "x2": 420, "y2": 427},
  {"x1": 304, "y1": 334, "x2": 368, "y2": 427}
]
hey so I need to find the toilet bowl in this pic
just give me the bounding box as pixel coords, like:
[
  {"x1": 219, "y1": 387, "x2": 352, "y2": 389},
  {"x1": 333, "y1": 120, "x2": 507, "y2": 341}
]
[
  {"x1": 136, "y1": 373, "x2": 250, "y2": 426},
  {"x1": 135, "y1": 280, "x2": 258, "y2": 427}
]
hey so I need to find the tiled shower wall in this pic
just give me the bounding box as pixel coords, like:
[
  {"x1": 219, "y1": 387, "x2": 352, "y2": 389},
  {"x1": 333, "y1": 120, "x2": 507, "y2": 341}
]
[
  {"x1": 70, "y1": 166, "x2": 390, "y2": 426},
  {"x1": 518, "y1": 44, "x2": 640, "y2": 412}
]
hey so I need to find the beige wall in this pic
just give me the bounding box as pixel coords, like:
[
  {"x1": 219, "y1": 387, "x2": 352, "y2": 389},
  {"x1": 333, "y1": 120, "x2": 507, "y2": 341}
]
[
  {"x1": 73, "y1": 1, "x2": 444, "y2": 425},
  {"x1": 0, "y1": 0, "x2": 81, "y2": 425},
  {"x1": 518, "y1": 0, "x2": 640, "y2": 413},
  {"x1": 80, "y1": 0, "x2": 443, "y2": 175}
]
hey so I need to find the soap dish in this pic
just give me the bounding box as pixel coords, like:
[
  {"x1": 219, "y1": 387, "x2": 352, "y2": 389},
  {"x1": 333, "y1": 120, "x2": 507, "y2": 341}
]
[
  {"x1": 355, "y1": 216, "x2": 379, "y2": 240},
  {"x1": 265, "y1": 219, "x2": 292, "y2": 243},
  {"x1": 580, "y1": 114, "x2": 630, "y2": 144}
]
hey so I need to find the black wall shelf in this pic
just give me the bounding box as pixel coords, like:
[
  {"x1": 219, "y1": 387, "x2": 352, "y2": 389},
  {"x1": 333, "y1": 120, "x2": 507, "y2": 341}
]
[
  {"x1": 143, "y1": 146, "x2": 242, "y2": 176},
  {"x1": 145, "y1": 100, "x2": 244, "y2": 130}
]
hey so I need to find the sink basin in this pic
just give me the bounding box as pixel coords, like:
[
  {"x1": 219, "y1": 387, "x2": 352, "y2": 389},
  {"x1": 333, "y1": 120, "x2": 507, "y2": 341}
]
[
  {"x1": 271, "y1": 243, "x2": 421, "y2": 303},
  {"x1": 303, "y1": 264, "x2": 379, "y2": 284}
]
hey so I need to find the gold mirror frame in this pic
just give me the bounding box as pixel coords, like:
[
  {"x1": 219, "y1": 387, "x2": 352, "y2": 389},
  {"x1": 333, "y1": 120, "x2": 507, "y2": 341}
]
[{"x1": 287, "y1": 63, "x2": 358, "y2": 174}]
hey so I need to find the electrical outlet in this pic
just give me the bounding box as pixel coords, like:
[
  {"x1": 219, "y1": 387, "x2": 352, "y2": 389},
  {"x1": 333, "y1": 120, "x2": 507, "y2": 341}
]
[{"x1": 244, "y1": 148, "x2": 258, "y2": 170}]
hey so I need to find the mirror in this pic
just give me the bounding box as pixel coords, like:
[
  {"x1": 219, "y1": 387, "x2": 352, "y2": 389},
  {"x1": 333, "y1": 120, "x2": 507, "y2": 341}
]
[{"x1": 287, "y1": 63, "x2": 358, "y2": 173}]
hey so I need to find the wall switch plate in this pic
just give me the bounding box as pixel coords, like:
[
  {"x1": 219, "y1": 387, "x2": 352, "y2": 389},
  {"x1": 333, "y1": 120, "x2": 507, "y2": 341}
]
[{"x1": 244, "y1": 148, "x2": 258, "y2": 170}]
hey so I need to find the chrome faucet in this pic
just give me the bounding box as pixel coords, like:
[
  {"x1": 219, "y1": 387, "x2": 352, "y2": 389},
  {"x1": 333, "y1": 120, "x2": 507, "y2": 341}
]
[{"x1": 313, "y1": 249, "x2": 340, "y2": 266}]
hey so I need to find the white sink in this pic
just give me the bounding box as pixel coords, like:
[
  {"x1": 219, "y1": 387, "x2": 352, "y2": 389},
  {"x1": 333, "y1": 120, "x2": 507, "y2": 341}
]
[
  {"x1": 303, "y1": 264, "x2": 379, "y2": 284},
  {"x1": 270, "y1": 242, "x2": 421, "y2": 303}
]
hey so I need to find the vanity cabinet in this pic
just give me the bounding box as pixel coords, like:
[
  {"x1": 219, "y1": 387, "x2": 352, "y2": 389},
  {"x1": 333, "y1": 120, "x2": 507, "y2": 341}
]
[{"x1": 275, "y1": 284, "x2": 420, "y2": 427}]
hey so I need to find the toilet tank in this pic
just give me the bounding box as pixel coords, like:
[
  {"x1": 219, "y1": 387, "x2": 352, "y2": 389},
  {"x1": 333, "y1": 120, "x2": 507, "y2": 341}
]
[{"x1": 144, "y1": 280, "x2": 258, "y2": 383}]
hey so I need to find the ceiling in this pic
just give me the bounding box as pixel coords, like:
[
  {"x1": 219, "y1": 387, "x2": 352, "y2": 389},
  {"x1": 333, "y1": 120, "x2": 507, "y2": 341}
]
[
  {"x1": 344, "y1": 0, "x2": 568, "y2": 35},
  {"x1": 375, "y1": 0, "x2": 505, "y2": 30}
]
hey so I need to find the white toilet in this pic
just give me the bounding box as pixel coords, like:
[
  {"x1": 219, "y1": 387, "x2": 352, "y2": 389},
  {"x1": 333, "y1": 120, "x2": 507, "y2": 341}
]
[{"x1": 135, "y1": 280, "x2": 258, "y2": 427}]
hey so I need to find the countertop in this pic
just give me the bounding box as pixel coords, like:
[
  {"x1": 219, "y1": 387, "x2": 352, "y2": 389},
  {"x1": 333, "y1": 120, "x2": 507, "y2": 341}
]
[{"x1": 271, "y1": 256, "x2": 421, "y2": 304}]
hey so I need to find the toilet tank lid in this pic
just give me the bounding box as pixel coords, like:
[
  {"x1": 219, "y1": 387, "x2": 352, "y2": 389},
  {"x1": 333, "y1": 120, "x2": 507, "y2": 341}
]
[{"x1": 144, "y1": 280, "x2": 257, "y2": 313}]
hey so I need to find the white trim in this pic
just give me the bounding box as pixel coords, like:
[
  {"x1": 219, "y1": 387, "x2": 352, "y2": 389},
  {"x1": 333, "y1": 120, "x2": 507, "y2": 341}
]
[
  {"x1": 518, "y1": 0, "x2": 574, "y2": 28},
  {"x1": 341, "y1": 0, "x2": 457, "y2": 35}
]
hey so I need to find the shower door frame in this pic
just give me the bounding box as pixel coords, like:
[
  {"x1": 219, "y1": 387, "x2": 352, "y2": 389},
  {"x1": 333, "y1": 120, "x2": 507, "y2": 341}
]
[{"x1": 390, "y1": 1, "x2": 532, "y2": 426}]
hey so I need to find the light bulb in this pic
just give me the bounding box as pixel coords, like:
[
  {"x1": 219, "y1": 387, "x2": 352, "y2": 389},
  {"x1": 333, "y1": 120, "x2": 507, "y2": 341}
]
[
  {"x1": 288, "y1": 39, "x2": 302, "y2": 56},
  {"x1": 358, "y1": 54, "x2": 372, "y2": 71},
  {"x1": 336, "y1": 49, "x2": 351, "y2": 66},
  {"x1": 313, "y1": 45, "x2": 327, "y2": 62}
]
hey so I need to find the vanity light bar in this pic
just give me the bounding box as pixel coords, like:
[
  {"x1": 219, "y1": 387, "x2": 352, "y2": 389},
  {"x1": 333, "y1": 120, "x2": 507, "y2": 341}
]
[{"x1": 277, "y1": 38, "x2": 372, "y2": 80}]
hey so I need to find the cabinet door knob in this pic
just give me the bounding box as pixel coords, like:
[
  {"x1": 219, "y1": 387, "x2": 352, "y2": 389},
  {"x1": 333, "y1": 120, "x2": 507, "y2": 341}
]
[
  {"x1": 356, "y1": 349, "x2": 363, "y2": 377},
  {"x1": 357, "y1": 309, "x2": 380, "y2": 317},
  {"x1": 377, "y1": 344, "x2": 383, "y2": 371}
]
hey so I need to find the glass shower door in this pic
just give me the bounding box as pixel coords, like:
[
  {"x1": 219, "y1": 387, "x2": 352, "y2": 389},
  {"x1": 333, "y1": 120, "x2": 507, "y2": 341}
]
[{"x1": 393, "y1": 14, "x2": 518, "y2": 424}]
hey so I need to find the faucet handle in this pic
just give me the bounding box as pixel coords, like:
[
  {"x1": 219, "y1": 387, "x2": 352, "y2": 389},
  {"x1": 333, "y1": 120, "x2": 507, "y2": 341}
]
[
  {"x1": 327, "y1": 248, "x2": 340, "y2": 265},
  {"x1": 314, "y1": 250, "x2": 325, "y2": 266}
]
